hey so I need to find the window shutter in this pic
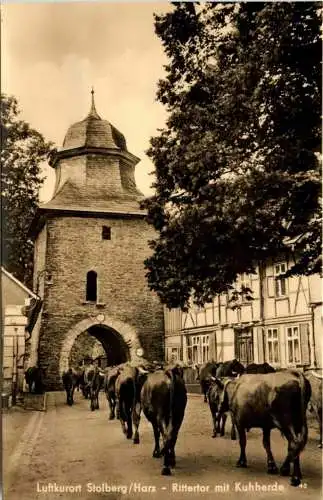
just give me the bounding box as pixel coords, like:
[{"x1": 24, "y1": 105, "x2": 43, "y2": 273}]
[
  {"x1": 257, "y1": 327, "x2": 265, "y2": 363},
  {"x1": 267, "y1": 277, "x2": 275, "y2": 297},
  {"x1": 299, "y1": 323, "x2": 310, "y2": 366},
  {"x1": 209, "y1": 332, "x2": 216, "y2": 361}
]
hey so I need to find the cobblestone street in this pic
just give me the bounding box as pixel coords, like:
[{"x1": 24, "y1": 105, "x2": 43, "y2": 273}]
[{"x1": 3, "y1": 392, "x2": 322, "y2": 500}]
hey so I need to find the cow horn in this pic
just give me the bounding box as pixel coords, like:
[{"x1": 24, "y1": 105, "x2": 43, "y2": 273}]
[{"x1": 138, "y1": 366, "x2": 149, "y2": 374}]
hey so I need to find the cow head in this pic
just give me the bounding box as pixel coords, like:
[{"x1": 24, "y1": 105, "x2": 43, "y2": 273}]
[
  {"x1": 210, "y1": 377, "x2": 230, "y2": 414},
  {"x1": 165, "y1": 363, "x2": 185, "y2": 380},
  {"x1": 135, "y1": 366, "x2": 150, "y2": 388},
  {"x1": 231, "y1": 359, "x2": 245, "y2": 376}
]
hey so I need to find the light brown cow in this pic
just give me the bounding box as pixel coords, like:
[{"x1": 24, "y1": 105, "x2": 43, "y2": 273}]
[{"x1": 305, "y1": 369, "x2": 322, "y2": 447}]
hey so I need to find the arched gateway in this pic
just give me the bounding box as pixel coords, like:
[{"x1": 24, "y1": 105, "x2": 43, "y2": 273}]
[
  {"x1": 60, "y1": 316, "x2": 142, "y2": 374},
  {"x1": 29, "y1": 92, "x2": 164, "y2": 389}
]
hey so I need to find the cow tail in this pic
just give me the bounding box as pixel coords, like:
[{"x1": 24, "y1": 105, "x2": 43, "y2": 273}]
[
  {"x1": 297, "y1": 371, "x2": 309, "y2": 454},
  {"x1": 132, "y1": 376, "x2": 137, "y2": 412},
  {"x1": 167, "y1": 370, "x2": 175, "y2": 441}
]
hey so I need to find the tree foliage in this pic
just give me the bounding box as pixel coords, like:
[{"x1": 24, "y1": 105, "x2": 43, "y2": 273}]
[
  {"x1": 142, "y1": 2, "x2": 322, "y2": 310},
  {"x1": 1, "y1": 94, "x2": 53, "y2": 287}
]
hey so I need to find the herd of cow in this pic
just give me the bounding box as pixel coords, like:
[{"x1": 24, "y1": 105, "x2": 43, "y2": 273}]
[{"x1": 61, "y1": 359, "x2": 323, "y2": 486}]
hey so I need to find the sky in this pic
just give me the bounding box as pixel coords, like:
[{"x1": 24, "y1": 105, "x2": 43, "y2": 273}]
[{"x1": 2, "y1": 2, "x2": 170, "y2": 202}]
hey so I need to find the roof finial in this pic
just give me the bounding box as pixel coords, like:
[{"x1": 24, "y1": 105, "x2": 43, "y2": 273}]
[{"x1": 89, "y1": 87, "x2": 100, "y2": 119}]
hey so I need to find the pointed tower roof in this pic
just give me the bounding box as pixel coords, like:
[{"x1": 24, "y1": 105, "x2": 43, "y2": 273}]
[{"x1": 61, "y1": 89, "x2": 127, "y2": 151}]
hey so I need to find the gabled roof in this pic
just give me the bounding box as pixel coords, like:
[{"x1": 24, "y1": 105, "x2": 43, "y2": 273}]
[
  {"x1": 2, "y1": 267, "x2": 42, "y2": 333},
  {"x1": 1, "y1": 267, "x2": 39, "y2": 300}
]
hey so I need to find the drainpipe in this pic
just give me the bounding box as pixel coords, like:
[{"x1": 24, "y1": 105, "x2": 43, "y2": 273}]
[{"x1": 258, "y1": 261, "x2": 266, "y2": 363}]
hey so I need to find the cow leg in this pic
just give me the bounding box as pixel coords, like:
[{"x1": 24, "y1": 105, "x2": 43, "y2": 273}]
[
  {"x1": 111, "y1": 396, "x2": 116, "y2": 420},
  {"x1": 132, "y1": 402, "x2": 141, "y2": 444},
  {"x1": 231, "y1": 422, "x2": 237, "y2": 440},
  {"x1": 281, "y1": 430, "x2": 305, "y2": 487},
  {"x1": 280, "y1": 428, "x2": 297, "y2": 479},
  {"x1": 318, "y1": 409, "x2": 322, "y2": 448},
  {"x1": 159, "y1": 420, "x2": 172, "y2": 475},
  {"x1": 108, "y1": 394, "x2": 115, "y2": 420},
  {"x1": 220, "y1": 413, "x2": 227, "y2": 437},
  {"x1": 120, "y1": 418, "x2": 127, "y2": 436},
  {"x1": 201, "y1": 382, "x2": 208, "y2": 403},
  {"x1": 67, "y1": 388, "x2": 74, "y2": 406},
  {"x1": 151, "y1": 419, "x2": 161, "y2": 458},
  {"x1": 290, "y1": 456, "x2": 302, "y2": 487},
  {"x1": 162, "y1": 420, "x2": 182, "y2": 475},
  {"x1": 118, "y1": 400, "x2": 129, "y2": 437},
  {"x1": 161, "y1": 438, "x2": 172, "y2": 476},
  {"x1": 262, "y1": 428, "x2": 278, "y2": 474},
  {"x1": 236, "y1": 427, "x2": 247, "y2": 468},
  {"x1": 209, "y1": 402, "x2": 218, "y2": 438},
  {"x1": 167, "y1": 424, "x2": 181, "y2": 468},
  {"x1": 126, "y1": 407, "x2": 133, "y2": 439},
  {"x1": 116, "y1": 398, "x2": 120, "y2": 420}
]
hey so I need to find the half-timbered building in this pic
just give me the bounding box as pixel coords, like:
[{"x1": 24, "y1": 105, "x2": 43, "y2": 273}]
[{"x1": 164, "y1": 255, "x2": 322, "y2": 370}]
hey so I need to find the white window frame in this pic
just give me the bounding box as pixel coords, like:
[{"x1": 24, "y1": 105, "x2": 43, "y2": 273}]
[
  {"x1": 186, "y1": 334, "x2": 210, "y2": 364},
  {"x1": 286, "y1": 325, "x2": 301, "y2": 366},
  {"x1": 265, "y1": 327, "x2": 280, "y2": 365},
  {"x1": 274, "y1": 262, "x2": 287, "y2": 298},
  {"x1": 240, "y1": 273, "x2": 252, "y2": 303}
]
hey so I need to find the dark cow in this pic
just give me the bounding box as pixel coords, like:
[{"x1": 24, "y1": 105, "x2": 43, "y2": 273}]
[
  {"x1": 88, "y1": 366, "x2": 105, "y2": 411},
  {"x1": 208, "y1": 363, "x2": 275, "y2": 439},
  {"x1": 207, "y1": 377, "x2": 236, "y2": 439},
  {"x1": 305, "y1": 369, "x2": 322, "y2": 448},
  {"x1": 104, "y1": 364, "x2": 126, "y2": 420},
  {"x1": 25, "y1": 366, "x2": 45, "y2": 394},
  {"x1": 82, "y1": 364, "x2": 95, "y2": 399},
  {"x1": 115, "y1": 363, "x2": 149, "y2": 443},
  {"x1": 140, "y1": 364, "x2": 187, "y2": 476},
  {"x1": 62, "y1": 368, "x2": 81, "y2": 406},
  {"x1": 213, "y1": 370, "x2": 311, "y2": 487},
  {"x1": 199, "y1": 362, "x2": 219, "y2": 402},
  {"x1": 245, "y1": 362, "x2": 276, "y2": 374},
  {"x1": 215, "y1": 359, "x2": 245, "y2": 378}
]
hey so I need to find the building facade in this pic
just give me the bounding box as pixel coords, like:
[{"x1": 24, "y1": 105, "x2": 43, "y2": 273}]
[
  {"x1": 164, "y1": 256, "x2": 322, "y2": 370},
  {"x1": 29, "y1": 93, "x2": 164, "y2": 389},
  {"x1": 1, "y1": 267, "x2": 42, "y2": 398}
]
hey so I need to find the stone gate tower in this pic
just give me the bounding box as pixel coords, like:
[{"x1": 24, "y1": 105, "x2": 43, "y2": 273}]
[{"x1": 29, "y1": 92, "x2": 164, "y2": 389}]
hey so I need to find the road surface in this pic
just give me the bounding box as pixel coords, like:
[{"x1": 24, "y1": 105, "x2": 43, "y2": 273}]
[{"x1": 3, "y1": 391, "x2": 322, "y2": 500}]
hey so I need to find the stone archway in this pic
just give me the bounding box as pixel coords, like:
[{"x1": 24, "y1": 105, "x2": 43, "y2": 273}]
[{"x1": 59, "y1": 315, "x2": 142, "y2": 375}]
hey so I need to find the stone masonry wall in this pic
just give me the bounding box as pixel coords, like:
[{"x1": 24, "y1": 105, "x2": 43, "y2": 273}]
[{"x1": 38, "y1": 214, "x2": 164, "y2": 389}]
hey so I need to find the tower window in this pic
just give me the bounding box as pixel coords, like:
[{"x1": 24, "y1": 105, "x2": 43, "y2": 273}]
[
  {"x1": 86, "y1": 271, "x2": 97, "y2": 302},
  {"x1": 102, "y1": 226, "x2": 111, "y2": 240}
]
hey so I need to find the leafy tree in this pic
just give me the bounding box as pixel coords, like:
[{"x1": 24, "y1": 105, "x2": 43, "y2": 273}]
[
  {"x1": 142, "y1": 2, "x2": 322, "y2": 310},
  {"x1": 1, "y1": 94, "x2": 53, "y2": 287}
]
